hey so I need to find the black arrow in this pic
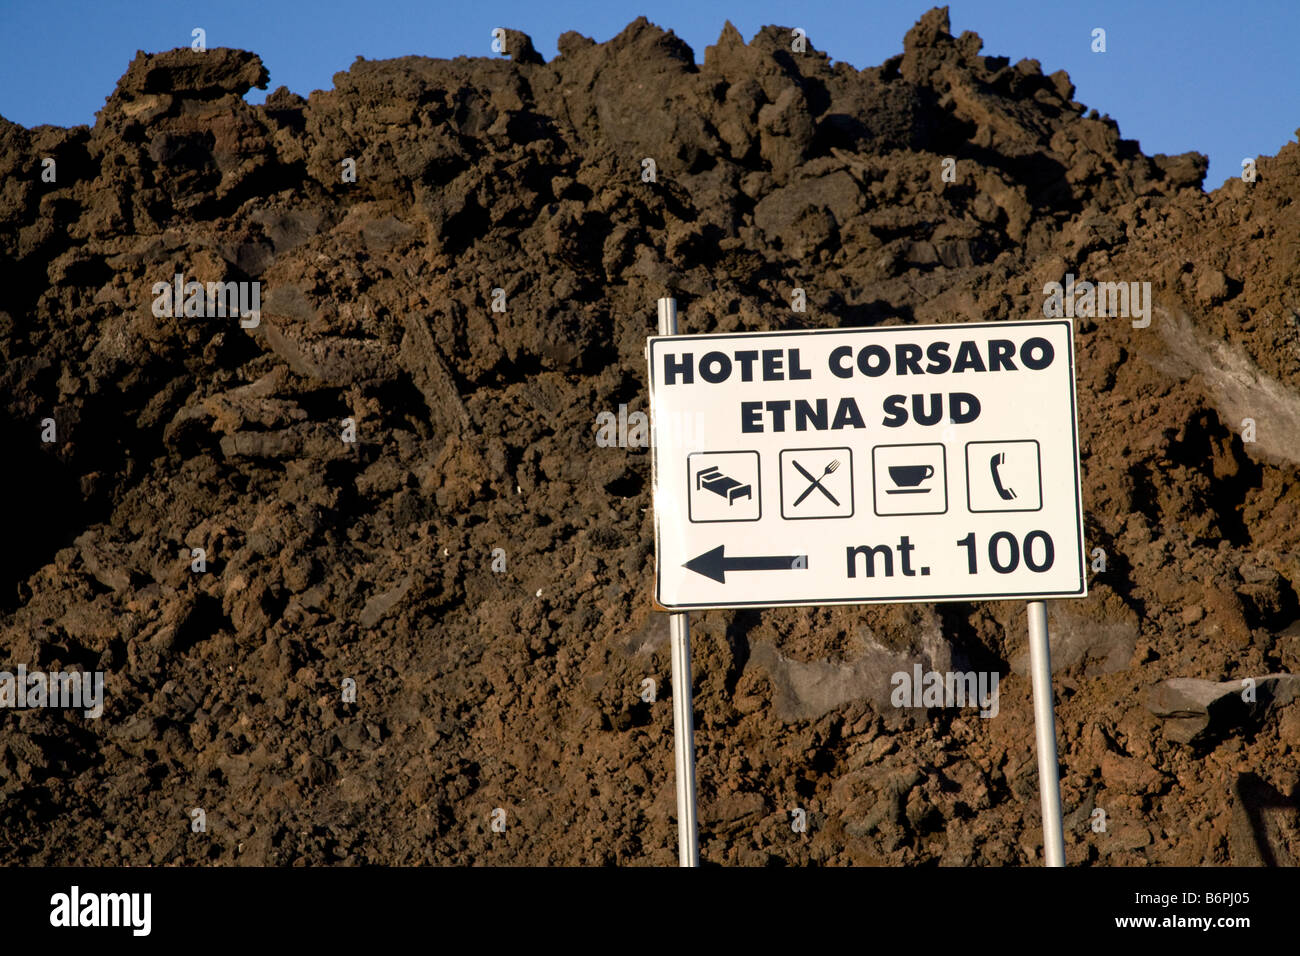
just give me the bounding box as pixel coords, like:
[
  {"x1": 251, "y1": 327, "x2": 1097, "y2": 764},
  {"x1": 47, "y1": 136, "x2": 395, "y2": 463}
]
[{"x1": 683, "y1": 545, "x2": 808, "y2": 584}]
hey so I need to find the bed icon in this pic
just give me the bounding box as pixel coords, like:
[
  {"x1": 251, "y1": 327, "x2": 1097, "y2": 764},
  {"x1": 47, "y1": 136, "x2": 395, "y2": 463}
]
[
  {"x1": 695, "y1": 465, "x2": 752, "y2": 504},
  {"x1": 687, "y1": 451, "x2": 761, "y2": 522}
]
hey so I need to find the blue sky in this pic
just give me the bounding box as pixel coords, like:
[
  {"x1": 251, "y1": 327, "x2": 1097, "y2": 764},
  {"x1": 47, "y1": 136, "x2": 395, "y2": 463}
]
[{"x1": 2, "y1": 0, "x2": 1296, "y2": 189}]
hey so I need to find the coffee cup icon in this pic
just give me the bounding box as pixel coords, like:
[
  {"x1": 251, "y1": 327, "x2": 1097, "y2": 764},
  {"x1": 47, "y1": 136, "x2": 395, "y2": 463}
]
[{"x1": 888, "y1": 464, "x2": 934, "y2": 488}]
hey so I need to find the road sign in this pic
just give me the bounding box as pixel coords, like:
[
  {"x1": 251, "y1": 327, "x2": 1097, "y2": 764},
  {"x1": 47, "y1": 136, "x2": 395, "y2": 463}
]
[{"x1": 647, "y1": 320, "x2": 1086, "y2": 610}]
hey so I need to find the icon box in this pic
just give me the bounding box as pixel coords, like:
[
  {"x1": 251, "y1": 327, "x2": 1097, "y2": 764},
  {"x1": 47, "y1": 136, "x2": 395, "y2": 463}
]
[
  {"x1": 872, "y1": 443, "x2": 947, "y2": 516},
  {"x1": 688, "y1": 450, "x2": 761, "y2": 523},
  {"x1": 779, "y1": 447, "x2": 854, "y2": 520},
  {"x1": 965, "y1": 440, "x2": 1042, "y2": 513}
]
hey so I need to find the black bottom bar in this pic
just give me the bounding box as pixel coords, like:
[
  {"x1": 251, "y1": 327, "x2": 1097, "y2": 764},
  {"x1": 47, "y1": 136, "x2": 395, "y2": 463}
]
[{"x1": 2, "y1": 865, "x2": 1289, "y2": 943}]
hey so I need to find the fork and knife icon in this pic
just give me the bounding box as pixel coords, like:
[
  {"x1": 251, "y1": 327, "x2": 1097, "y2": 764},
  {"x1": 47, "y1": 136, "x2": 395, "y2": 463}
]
[{"x1": 792, "y1": 458, "x2": 841, "y2": 506}]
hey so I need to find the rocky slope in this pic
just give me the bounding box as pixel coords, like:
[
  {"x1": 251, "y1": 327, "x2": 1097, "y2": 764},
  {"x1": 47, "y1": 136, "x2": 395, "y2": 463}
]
[{"x1": 1, "y1": 7, "x2": 1297, "y2": 865}]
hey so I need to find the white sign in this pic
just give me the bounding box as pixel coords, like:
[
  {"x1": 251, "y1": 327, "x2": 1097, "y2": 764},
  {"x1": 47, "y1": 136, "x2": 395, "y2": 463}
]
[{"x1": 647, "y1": 320, "x2": 1086, "y2": 610}]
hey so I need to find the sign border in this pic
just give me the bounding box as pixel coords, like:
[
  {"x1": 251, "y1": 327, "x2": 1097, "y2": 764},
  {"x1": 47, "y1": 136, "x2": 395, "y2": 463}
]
[{"x1": 648, "y1": 319, "x2": 1086, "y2": 610}]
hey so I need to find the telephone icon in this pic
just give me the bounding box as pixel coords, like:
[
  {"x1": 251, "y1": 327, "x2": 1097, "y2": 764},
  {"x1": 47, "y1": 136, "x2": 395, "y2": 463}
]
[
  {"x1": 990, "y1": 452, "x2": 1016, "y2": 500},
  {"x1": 966, "y1": 440, "x2": 1040, "y2": 513}
]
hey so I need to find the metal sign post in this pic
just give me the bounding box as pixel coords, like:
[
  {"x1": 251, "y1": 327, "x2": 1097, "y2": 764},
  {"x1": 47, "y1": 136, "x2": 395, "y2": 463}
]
[
  {"x1": 1027, "y1": 600, "x2": 1065, "y2": 866},
  {"x1": 657, "y1": 296, "x2": 700, "y2": 867}
]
